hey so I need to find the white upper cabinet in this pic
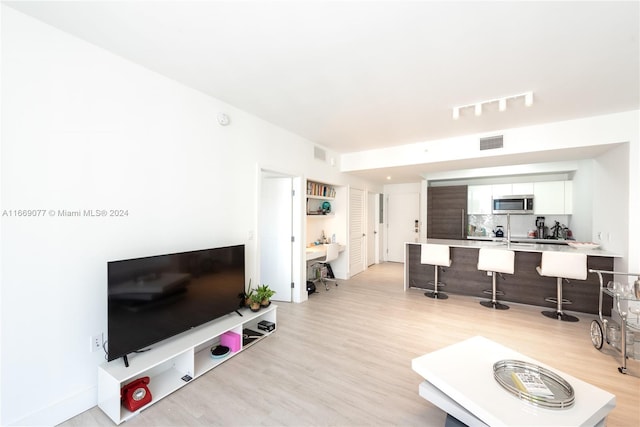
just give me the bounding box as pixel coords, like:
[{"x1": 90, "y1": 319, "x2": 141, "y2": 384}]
[
  {"x1": 491, "y1": 184, "x2": 513, "y2": 197},
  {"x1": 564, "y1": 181, "x2": 573, "y2": 214},
  {"x1": 468, "y1": 181, "x2": 571, "y2": 215},
  {"x1": 534, "y1": 181, "x2": 573, "y2": 215},
  {"x1": 491, "y1": 183, "x2": 534, "y2": 197},
  {"x1": 468, "y1": 185, "x2": 493, "y2": 214},
  {"x1": 512, "y1": 182, "x2": 534, "y2": 195}
]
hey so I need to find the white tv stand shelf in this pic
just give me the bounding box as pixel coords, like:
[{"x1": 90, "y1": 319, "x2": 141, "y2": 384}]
[{"x1": 98, "y1": 305, "x2": 277, "y2": 424}]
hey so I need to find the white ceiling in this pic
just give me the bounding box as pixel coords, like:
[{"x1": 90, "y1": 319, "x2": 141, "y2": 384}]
[{"x1": 5, "y1": 1, "x2": 640, "y2": 182}]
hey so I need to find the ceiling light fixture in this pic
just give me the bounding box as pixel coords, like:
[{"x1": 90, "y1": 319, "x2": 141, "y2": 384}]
[
  {"x1": 524, "y1": 92, "x2": 534, "y2": 107},
  {"x1": 452, "y1": 91, "x2": 534, "y2": 119}
]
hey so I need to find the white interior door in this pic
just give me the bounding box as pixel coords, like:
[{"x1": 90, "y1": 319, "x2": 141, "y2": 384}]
[
  {"x1": 259, "y1": 174, "x2": 292, "y2": 302},
  {"x1": 386, "y1": 192, "x2": 420, "y2": 262},
  {"x1": 349, "y1": 187, "x2": 366, "y2": 276},
  {"x1": 367, "y1": 192, "x2": 378, "y2": 266}
]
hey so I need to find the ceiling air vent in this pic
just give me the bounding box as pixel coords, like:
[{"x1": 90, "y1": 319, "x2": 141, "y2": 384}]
[
  {"x1": 314, "y1": 146, "x2": 327, "y2": 162},
  {"x1": 480, "y1": 135, "x2": 504, "y2": 151}
]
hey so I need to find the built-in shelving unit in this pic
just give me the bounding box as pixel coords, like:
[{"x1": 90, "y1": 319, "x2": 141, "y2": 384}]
[
  {"x1": 98, "y1": 305, "x2": 277, "y2": 425},
  {"x1": 306, "y1": 180, "x2": 336, "y2": 216}
]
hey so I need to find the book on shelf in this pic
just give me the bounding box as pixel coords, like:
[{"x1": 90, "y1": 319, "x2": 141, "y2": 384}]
[{"x1": 307, "y1": 181, "x2": 335, "y2": 198}]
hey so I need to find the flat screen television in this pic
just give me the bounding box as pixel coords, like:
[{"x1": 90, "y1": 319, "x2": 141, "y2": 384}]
[{"x1": 107, "y1": 244, "x2": 245, "y2": 363}]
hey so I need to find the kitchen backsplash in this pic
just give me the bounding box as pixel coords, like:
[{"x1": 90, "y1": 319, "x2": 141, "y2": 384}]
[{"x1": 468, "y1": 214, "x2": 571, "y2": 238}]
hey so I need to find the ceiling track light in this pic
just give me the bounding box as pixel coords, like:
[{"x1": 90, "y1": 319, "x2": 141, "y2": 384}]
[
  {"x1": 524, "y1": 92, "x2": 533, "y2": 107},
  {"x1": 452, "y1": 91, "x2": 534, "y2": 119}
]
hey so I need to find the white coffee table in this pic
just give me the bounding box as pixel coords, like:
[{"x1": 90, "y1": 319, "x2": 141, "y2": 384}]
[{"x1": 411, "y1": 336, "x2": 615, "y2": 427}]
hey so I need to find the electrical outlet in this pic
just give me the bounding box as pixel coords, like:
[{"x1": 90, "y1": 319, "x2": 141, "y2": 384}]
[{"x1": 90, "y1": 334, "x2": 103, "y2": 352}]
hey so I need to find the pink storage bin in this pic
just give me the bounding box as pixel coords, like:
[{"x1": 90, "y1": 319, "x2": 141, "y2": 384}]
[{"x1": 220, "y1": 331, "x2": 241, "y2": 352}]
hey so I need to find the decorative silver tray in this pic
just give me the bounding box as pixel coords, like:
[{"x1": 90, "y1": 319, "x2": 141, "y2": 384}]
[{"x1": 493, "y1": 360, "x2": 575, "y2": 409}]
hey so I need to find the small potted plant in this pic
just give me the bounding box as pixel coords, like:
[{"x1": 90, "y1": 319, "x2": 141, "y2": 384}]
[
  {"x1": 249, "y1": 292, "x2": 262, "y2": 312},
  {"x1": 243, "y1": 288, "x2": 255, "y2": 308},
  {"x1": 241, "y1": 279, "x2": 254, "y2": 308},
  {"x1": 256, "y1": 284, "x2": 276, "y2": 307}
]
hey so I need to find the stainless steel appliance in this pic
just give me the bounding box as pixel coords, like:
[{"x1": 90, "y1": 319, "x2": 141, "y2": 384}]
[
  {"x1": 492, "y1": 195, "x2": 534, "y2": 214},
  {"x1": 535, "y1": 216, "x2": 546, "y2": 239}
]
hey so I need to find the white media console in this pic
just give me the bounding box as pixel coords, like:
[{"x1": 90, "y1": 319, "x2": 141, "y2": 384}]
[{"x1": 98, "y1": 305, "x2": 277, "y2": 424}]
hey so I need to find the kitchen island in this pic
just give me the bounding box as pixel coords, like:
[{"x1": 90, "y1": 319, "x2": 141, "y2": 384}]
[{"x1": 404, "y1": 239, "x2": 620, "y2": 315}]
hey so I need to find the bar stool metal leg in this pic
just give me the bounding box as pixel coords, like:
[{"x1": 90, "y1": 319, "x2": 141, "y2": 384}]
[
  {"x1": 542, "y1": 277, "x2": 578, "y2": 322},
  {"x1": 424, "y1": 265, "x2": 448, "y2": 299},
  {"x1": 480, "y1": 272, "x2": 509, "y2": 310}
]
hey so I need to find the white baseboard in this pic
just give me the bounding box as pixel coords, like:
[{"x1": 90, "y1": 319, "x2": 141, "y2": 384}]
[{"x1": 10, "y1": 386, "x2": 96, "y2": 427}]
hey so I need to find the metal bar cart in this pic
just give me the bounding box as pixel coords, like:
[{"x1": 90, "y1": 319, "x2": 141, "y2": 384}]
[{"x1": 588, "y1": 269, "x2": 640, "y2": 374}]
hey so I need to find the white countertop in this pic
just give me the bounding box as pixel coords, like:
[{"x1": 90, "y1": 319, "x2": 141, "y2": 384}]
[
  {"x1": 408, "y1": 239, "x2": 621, "y2": 257},
  {"x1": 412, "y1": 336, "x2": 616, "y2": 427}
]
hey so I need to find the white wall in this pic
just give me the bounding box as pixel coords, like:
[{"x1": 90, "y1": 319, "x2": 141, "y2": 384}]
[
  {"x1": 628, "y1": 131, "x2": 640, "y2": 276},
  {"x1": 570, "y1": 159, "x2": 594, "y2": 242},
  {"x1": 591, "y1": 144, "x2": 631, "y2": 272},
  {"x1": 0, "y1": 7, "x2": 378, "y2": 425}
]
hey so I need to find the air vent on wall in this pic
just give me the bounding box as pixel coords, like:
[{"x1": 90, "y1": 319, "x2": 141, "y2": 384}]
[
  {"x1": 480, "y1": 135, "x2": 504, "y2": 150},
  {"x1": 314, "y1": 146, "x2": 327, "y2": 162}
]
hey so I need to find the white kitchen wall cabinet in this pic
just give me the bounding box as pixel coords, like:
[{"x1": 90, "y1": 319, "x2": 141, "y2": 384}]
[
  {"x1": 491, "y1": 184, "x2": 513, "y2": 197},
  {"x1": 491, "y1": 183, "x2": 534, "y2": 197},
  {"x1": 564, "y1": 181, "x2": 573, "y2": 214},
  {"x1": 534, "y1": 181, "x2": 572, "y2": 214},
  {"x1": 512, "y1": 182, "x2": 534, "y2": 195},
  {"x1": 468, "y1": 185, "x2": 493, "y2": 214}
]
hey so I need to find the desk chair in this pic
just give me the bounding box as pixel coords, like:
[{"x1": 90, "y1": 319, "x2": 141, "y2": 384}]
[
  {"x1": 477, "y1": 247, "x2": 515, "y2": 310},
  {"x1": 421, "y1": 244, "x2": 451, "y2": 299},
  {"x1": 537, "y1": 251, "x2": 587, "y2": 322},
  {"x1": 313, "y1": 243, "x2": 339, "y2": 291}
]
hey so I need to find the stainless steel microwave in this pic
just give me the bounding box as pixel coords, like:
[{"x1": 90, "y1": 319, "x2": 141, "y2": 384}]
[{"x1": 492, "y1": 195, "x2": 534, "y2": 214}]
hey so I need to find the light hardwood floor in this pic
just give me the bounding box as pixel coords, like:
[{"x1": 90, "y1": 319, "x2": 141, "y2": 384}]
[{"x1": 61, "y1": 263, "x2": 639, "y2": 426}]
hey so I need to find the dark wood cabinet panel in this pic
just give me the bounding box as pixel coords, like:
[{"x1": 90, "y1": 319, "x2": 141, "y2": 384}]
[{"x1": 427, "y1": 185, "x2": 467, "y2": 239}]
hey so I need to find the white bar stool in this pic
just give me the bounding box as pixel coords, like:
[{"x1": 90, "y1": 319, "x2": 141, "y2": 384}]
[
  {"x1": 537, "y1": 251, "x2": 587, "y2": 322},
  {"x1": 421, "y1": 244, "x2": 451, "y2": 299},
  {"x1": 477, "y1": 247, "x2": 515, "y2": 310}
]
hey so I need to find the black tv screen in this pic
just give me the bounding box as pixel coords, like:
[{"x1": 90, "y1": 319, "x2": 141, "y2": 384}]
[{"x1": 107, "y1": 244, "x2": 245, "y2": 362}]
